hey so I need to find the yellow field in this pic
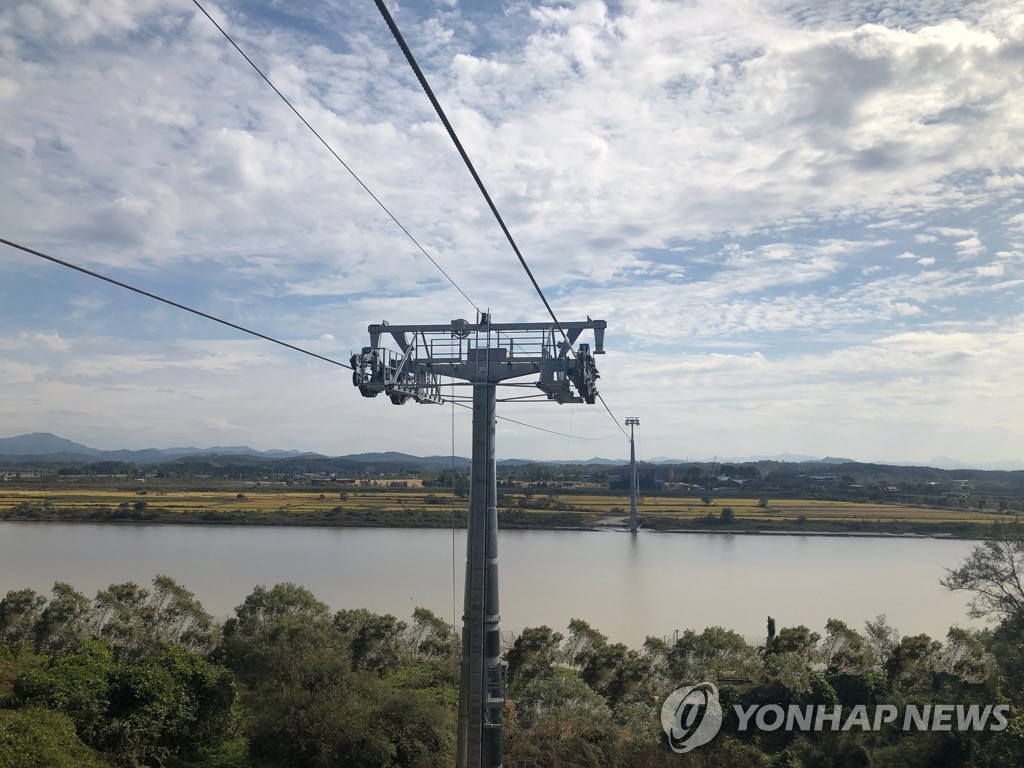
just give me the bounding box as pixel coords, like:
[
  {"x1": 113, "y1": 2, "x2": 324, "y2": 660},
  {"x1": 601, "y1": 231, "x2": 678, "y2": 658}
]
[
  {"x1": 0, "y1": 488, "x2": 453, "y2": 515},
  {"x1": 0, "y1": 486, "x2": 1000, "y2": 526}
]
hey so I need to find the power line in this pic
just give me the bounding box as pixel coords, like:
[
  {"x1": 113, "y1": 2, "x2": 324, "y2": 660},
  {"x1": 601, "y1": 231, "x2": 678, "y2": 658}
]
[
  {"x1": 372, "y1": 1, "x2": 630, "y2": 441},
  {"x1": 2, "y1": 236, "x2": 616, "y2": 442},
  {"x1": 372, "y1": 0, "x2": 568, "y2": 345},
  {"x1": 452, "y1": 402, "x2": 613, "y2": 441},
  {"x1": 597, "y1": 393, "x2": 629, "y2": 438},
  {"x1": 190, "y1": 0, "x2": 479, "y2": 313},
  {"x1": 0, "y1": 237, "x2": 352, "y2": 370}
]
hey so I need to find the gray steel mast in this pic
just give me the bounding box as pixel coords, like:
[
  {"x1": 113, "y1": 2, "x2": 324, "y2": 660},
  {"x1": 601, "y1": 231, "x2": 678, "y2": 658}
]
[
  {"x1": 625, "y1": 417, "x2": 639, "y2": 533},
  {"x1": 351, "y1": 313, "x2": 606, "y2": 768}
]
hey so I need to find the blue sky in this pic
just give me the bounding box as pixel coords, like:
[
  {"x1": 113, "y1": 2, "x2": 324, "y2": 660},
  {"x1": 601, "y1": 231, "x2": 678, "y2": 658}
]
[{"x1": 1, "y1": 0, "x2": 1022, "y2": 466}]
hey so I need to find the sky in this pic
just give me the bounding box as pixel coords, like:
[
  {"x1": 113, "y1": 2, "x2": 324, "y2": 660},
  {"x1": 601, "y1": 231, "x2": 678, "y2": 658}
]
[{"x1": 1, "y1": 0, "x2": 1023, "y2": 467}]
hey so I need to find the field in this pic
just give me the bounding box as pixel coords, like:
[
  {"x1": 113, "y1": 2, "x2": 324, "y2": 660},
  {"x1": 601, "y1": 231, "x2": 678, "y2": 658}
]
[{"x1": 0, "y1": 480, "x2": 1009, "y2": 536}]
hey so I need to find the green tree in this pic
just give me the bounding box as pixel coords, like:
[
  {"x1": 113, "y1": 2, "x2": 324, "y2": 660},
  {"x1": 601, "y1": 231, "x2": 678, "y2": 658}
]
[
  {"x1": 33, "y1": 583, "x2": 92, "y2": 656},
  {"x1": 101, "y1": 644, "x2": 234, "y2": 766},
  {"x1": 821, "y1": 619, "x2": 872, "y2": 676},
  {"x1": 407, "y1": 607, "x2": 458, "y2": 667},
  {"x1": 505, "y1": 625, "x2": 563, "y2": 698},
  {"x1": 942, "y1": 524, "x2": 1024, "y2": 625},
  {"x1": 334, "y1": 608, "x2": 406, "y2": 674},
  {"x1": 885, "y1": 633, "x2": 941, "y2": 693},
  {"x1": 577, "y1": 642, "x2": 649, "y2": 708},
  {"x1": 762, "y1": 651, "x2": 815, "y2": 695},
  {"x1": 513, "y1": 668, "x2": 611, "y2": 729},
  {"x1": 219, "y1": 583, "x2": 333, "y2": 686},
  {"x1": 12, "y1": 639, "x2": 234, "y2": 767},
  {"x1": 564, "y1": 618, "x2": 607, "y2": 669},
  {"x1": 13, "y1": 639, "x2": 115, "y2": 747},
  {"x1": 864, "y1": 614, "x2": 899, "y2": 671},
  {"x1": 941, "y1": 626, "x2": 995, "y2": 684},
  {"x1": 148, "y1": 575, "x2": 217, "y2": 653},
  {"x1": 767, "y1": 625, "x2": 820, "y2": 662},
  {"x1": 669, "y1": 626, "x2": 761, "y2": 682},
  {"x1": 230, "y1": 594, "x2": 454, "y2": 768},
  {"x1": 0, "y1": 708, "x2": 108, "y2": 768},
  {"x1": 0, "y1": 591, "x2": 46, "y2": 653}
]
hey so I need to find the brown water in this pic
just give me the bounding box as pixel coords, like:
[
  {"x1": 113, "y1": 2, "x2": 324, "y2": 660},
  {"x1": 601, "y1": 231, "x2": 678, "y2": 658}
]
[{"x1": 0, "y1": 523, "x2": 980, "y2": 646}]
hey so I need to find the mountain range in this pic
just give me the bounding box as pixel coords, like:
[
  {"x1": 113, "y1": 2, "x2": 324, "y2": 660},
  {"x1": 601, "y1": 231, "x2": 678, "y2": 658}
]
[{"x1": 0, "y1": 432, "x2": 1021, "y2": 471}]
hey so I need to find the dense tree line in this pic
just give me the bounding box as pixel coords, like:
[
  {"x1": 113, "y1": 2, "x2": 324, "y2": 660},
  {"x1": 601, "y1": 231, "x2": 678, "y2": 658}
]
[{"x1": 2, "y1": 528, "x2": 1024, "y2": 767}]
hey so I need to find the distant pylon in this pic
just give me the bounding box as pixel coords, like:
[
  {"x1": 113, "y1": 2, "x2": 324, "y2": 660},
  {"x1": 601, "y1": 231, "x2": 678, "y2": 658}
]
[{"x1": 625, "y1": 417, "x2": 640, "y2": 533}]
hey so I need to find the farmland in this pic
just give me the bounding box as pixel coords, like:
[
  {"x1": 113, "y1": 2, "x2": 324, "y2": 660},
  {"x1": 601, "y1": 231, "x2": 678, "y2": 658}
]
[{"x1": 0, "y1": 479, "x2": 1012, "y2": 537}]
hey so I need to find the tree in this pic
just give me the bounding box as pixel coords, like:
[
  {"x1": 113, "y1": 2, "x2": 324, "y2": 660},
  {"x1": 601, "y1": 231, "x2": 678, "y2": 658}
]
[
  {"x1": 12, "y1": 639, "x2": 234, "y2": 766},
  {"x1": 334, "y1": 608, "x2": 406, "y2": 674},
  {"x1": 505, "y1": 626, "x2": 563, "y2": 697},
  {"x1": 885, "y1": 633, "x2": 941, "y2": 693},
  {"x1": 0, "y1": 709, "x2": 108, "y2": 768},
  {"x1": 90, "y1": 576, "x2": 216, "y2": 658},
  {"x1": 942, "y1": 525, "x2": 1024, "y2": 626},
  {"x1": 102, "y1": 644, "x2": 235, "y2": 766},
  {"x1": 0, "y1": 590, "x2": 46, "y2": 653},
  {"x1": 768, "y1": 625, "x2": 820, "y2": 662},
  {"x1": 91, "y1": 582, "x2": 157, "y2": 657},
  {"x1": 763, "y1": 651, "x2": 815, "y2": 695},
  {"x1": 34, "y1": 583, "x2": 92, "y2": 655},
  {"x1": 219, "y1": 583, "x2": 334, "y2": 686},
  {"x1": 669, "y1": 626, "x2": 761, "y2": 682},
  {"x1": 864, "y1": 615, "x2": 899, "y2": 671},
  {"x1": 563, "y1": 618, "x2": 607, "y2": 669},
  {"x1": 577, "y1": 642, "x2": 649, "y2": 708},
  {"x1": 12, "y1": 640, "x2": 115, "y2": 748},
  {"x1": 149, "y1": 575, "x2": 217, "y2": 653},
  {"x1": 513, "y1": 669, "x2": 612, "y2": 729},
  {"x1": 941, "y1": 626, "x2": 995, "y2": 684},
  {"x1": 821, "y1": 619, "x2": 872, "y2": 676},
  {"x1": 407, "y1": 607, "x2": 458, "y2": 666}
]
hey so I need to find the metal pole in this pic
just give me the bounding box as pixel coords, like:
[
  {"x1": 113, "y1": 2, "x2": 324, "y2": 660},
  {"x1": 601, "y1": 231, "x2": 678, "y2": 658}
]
[
  {"x1": 626, "y1": 417, "x2": 639, "y2": 533},
  {"x1": 457, "y1": 380, "x2": 504, "y2": 768}
]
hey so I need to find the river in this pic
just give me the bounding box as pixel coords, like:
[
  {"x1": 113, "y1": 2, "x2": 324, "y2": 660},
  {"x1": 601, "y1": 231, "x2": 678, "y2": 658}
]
[{"x1": 0, "y1": 523, "x2": 980, "y2": 646}]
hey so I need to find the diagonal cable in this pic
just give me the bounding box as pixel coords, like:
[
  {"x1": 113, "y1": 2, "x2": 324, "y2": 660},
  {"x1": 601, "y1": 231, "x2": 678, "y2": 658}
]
[
  {"x1": 1, "y1": 236, "x2": 352, "y2": 369},
  {"x1": 372, "y1": 0, "x2": 566, "y2": 343},
  {"x1": 373, "y1": 1, "x2": 629, "y2": 440},
  {"x1": 190, "y1": 0, "x2": 479, "y2": 312}
]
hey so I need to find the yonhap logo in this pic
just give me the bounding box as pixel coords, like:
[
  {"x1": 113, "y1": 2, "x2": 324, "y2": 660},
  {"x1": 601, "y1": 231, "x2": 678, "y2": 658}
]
[{"x1": 660, "y1": 683, "x2": 724, "y2": 753}]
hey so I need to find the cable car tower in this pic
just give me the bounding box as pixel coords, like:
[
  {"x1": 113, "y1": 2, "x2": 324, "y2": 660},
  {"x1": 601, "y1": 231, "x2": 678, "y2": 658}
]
[
  {"x1": 351, "y1": 313, "x2": 606, "y2": 768},
  {"x1": 625, "y1": 417, "x2": 640, "y2": 533}
]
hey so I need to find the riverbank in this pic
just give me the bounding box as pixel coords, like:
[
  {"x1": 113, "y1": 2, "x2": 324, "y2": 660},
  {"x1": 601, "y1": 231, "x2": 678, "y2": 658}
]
[
  {"x1": 0, "y1": 483, "x2": 1014, "y2": 539},
  {"x1": 0, "y1": 502, "x2": 1007, "y2": 539}
]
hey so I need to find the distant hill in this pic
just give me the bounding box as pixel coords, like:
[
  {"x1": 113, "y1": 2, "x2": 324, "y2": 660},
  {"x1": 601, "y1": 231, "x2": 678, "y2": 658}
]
[
  {"x1": 0, "y1": 433, "x2": 101, "y2": 457},
  {"x1": 0, "y1": 433, "x2": 1019, "y2": 472},
  {"x1": 0, "y1": 433, "x2": 325, "y2": 465},
  {"x1": 0, "y1": 433, "x2": 471, "y2": 470}
]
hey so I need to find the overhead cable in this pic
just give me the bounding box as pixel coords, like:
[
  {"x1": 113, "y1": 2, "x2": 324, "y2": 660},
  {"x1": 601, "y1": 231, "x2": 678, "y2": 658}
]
[
  {"x1": 372, "y1": 0, "x2": 568, "y2": 346},
  {"x1": 0, "y1": 236, "x2": 352, "y2": 370},
  {"x1": 190, "y1": 0, "x2": 480, "y2": 312},
  {"x1": 372, "y1": 1, "x2": 630, "y2": 440},
  {"x1": 2, "y1": 236, "x2": 614, "y2": 441}
]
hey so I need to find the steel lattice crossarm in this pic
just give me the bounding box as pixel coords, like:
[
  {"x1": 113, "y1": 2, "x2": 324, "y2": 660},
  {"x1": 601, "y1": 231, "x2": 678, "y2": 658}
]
[{"x1": 349, "y1": 315, "x2": 606, "y2": 405}]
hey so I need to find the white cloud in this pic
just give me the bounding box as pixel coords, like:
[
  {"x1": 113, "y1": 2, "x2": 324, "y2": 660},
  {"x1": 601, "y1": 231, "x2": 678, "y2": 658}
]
[
  {"x1": 976, "y1": 262, "x2": 1005, "y2": 276},
  {"x1": 956, "y1": 236, "x2": 986, "y2": 257},
  {"x1": 1, "y1": 0, "x2": 1023, "y2": 464}
]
